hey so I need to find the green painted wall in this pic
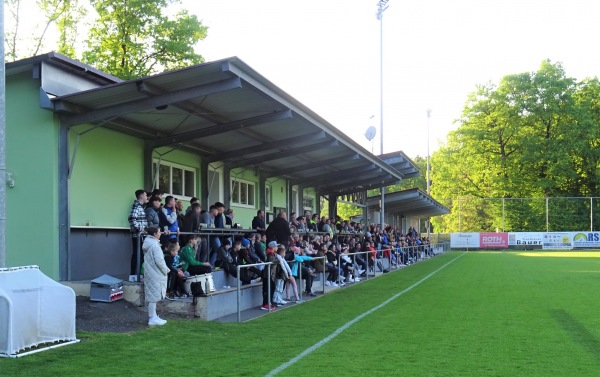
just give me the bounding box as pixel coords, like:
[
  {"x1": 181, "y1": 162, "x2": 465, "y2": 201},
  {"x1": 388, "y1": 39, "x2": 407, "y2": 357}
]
[
  {"x1": 6, "y1": 72, "x2": 60, "y2": 278},
  {"x1": 69, "y1": 127, "x2": 144, "y2": 227}
]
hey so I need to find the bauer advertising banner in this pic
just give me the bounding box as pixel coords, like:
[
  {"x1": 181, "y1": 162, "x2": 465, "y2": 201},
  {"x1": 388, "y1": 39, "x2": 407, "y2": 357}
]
[
  {"x1": 450, "y1": 233, "x2": 480, "y2": 248},
  {"x1": 479, "y1": 232, "x2": 509, "y2": 248},
  {"x1": 542, "y1": 232, "x2": 573, "y2": 250},
  {"x1": 508, "y1": 232, "x2": 544, "y2": 246}
]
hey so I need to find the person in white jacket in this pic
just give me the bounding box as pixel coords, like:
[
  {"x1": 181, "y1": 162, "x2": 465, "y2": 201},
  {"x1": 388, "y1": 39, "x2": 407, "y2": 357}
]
[{"x1": 143, "y1": 226, "x2": 170, "y2": 326}]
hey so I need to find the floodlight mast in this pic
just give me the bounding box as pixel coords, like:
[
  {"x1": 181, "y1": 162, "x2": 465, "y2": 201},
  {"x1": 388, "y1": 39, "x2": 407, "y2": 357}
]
[
  {"x1": 426, "y1": 109, "x2": 432, "y2": 243},
  {"x1": 377, "y1": 0, "x2": 389, "y2": 231}
]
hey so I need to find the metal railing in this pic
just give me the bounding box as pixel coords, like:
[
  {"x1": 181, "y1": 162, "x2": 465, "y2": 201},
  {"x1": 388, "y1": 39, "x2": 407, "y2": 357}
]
[{"x1": 236, "y1": 261, "x2": 273, "y2": 322}]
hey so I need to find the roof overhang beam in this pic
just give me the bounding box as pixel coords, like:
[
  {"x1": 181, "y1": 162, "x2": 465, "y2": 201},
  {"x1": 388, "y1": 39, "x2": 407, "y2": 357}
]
[
  {"x1": 208, "y1": 129, "x2": 324, "y2": 163},
  {"x1": 58, "y1": 76, "x2": 242, "y2": 127},
  {"x1": 151, "y1": 109, "x2": 293, "y2": 149},
  {"x1": 227, "y1": 139, "x2": 338, "y2": 168},
  {"x1": 263, "y1": 154, "x2": 359, "y2": 178}
]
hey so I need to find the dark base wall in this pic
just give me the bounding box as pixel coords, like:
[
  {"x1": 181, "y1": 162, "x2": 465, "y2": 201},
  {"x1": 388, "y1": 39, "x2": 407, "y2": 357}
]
[{"x1": 69, "y1": 228, "x2": 132, "y2": 281}]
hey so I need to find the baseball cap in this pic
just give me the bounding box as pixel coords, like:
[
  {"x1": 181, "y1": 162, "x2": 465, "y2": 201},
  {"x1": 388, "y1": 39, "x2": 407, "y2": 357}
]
[
  {"x1": 241, "y1": 238, "x2": 250, "y2": 247},
  {"x1": 268, "y1": 241, "x2": 279, "y2": 249}
]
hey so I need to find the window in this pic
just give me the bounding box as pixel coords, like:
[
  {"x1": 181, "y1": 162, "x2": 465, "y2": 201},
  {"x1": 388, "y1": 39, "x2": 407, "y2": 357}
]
[
  {"x1": 231, "y1": 178, "x2": 256, "y2": 207},
  {"x1": 154, "y1": 160, "x2": 196, "y2": 198},
  {"x1": 265, "y1": 185, "x2": 272, "y2": 210},
  {"x1": 303, "y1": 196, "x2": 314, "y2": 211},
  {"x1": 208, "y1": 167, "x2": 223, "y2": 206}
]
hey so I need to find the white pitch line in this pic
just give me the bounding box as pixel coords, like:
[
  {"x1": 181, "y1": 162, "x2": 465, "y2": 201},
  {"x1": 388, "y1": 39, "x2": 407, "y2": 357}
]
[{"x1": 265, "y1": 252, "x2": 466, "y2": 377}]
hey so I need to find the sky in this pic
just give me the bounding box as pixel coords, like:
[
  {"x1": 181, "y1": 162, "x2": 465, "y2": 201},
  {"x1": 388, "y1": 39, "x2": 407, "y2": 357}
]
[
  {"x1": 180, "y1": 0, "x2": 600, "y2": 158},
  {"x1": 7, "y1": 0, "x2": 600, "y2": 158}
]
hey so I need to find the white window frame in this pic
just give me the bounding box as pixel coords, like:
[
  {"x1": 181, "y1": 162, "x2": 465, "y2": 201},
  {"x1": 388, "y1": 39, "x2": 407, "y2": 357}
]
[
  {"x1": 231, "y1": 178, "x2": 256, "y2": 208},
  {"x1": 303, "y1": 196, "x2": 315, "y2": 211},
  {"x1": 208, "y1": 165, "x2": 224, "y2": 204},
  {"x1": 265, "y1": 184, "x2": 272, "y2": 211},
  {"x1": 153, "y1": 159, "x2": 196, "y2": 200}
]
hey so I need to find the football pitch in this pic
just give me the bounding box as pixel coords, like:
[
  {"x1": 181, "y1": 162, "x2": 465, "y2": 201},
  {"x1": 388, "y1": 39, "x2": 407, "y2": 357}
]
[{"x1": 3, "y1": 251, "x2": 600, "y2": 376}]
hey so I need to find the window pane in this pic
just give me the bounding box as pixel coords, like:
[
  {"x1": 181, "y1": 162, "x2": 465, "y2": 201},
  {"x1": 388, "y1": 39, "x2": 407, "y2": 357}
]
[
  {"x1": 208, "y1": 170, "x2": 221, "y2": 205},
  {"x1": 232, "y1": 181, "x2": 240, "y2": 204},
  {"x1": 172, "y1": 167, "x2": 183, "y2": 196},
  {"x1": 240, "y1": 182, "x2": 247, "y2": 205},
  {"x1": 184, "y1": 170, "x2": 195, "y2": 197},
  {"x1": 265, "y1": 186, "x2": 271, "y2": 209},
  {"x1": 248, "y1": 183, "x2": 255, "y2": 206},
  {"x1": 159, "y1": 164, "x2": 170, "y2": 194}
]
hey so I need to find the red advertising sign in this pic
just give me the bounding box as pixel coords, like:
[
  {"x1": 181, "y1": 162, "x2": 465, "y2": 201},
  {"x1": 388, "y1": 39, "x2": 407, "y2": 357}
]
[{"x1": 479, "y1": 232, "x2": 509, "y2": 249}]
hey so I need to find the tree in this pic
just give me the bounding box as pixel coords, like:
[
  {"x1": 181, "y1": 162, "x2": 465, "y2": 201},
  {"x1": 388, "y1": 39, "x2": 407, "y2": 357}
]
[
  {"x1": 4, "y1": 0, "x2": 85, "y2": 61},
  {"x1": 431, "y1": 60, "x2": 597, "y2": 233},
  {"x1": 82, "y1": 0, "x2": 207, "y2": 79}
]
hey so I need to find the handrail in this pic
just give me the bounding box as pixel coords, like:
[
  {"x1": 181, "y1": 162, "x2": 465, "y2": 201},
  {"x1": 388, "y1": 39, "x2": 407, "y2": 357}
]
[{"x1": 236, "y1": 261, "x2": 274, "y2": 322}]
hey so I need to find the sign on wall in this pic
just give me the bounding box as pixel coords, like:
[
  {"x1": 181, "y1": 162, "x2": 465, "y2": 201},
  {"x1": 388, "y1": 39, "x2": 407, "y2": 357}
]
[
  {"x1": 450, "y1": 233, "x2": 480, "y2": 248},
  {"x1": 542, "y1": 233, "x2": 573, "y2": 250},
  {"x1": 480, "y1": 232, "x2": 509, "y2": 248},
  {"x1": 508, "y1": 232, "x2": 544, "y2": 246}
]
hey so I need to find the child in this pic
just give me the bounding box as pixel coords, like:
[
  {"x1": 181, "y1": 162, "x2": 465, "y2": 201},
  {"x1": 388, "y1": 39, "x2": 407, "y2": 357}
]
[
  {"x1": 164, "y1": 242, "x2": 187, "y2": 299},
  {"x1": 273, "y1": 245, "x2": 293, "y2": 306}
]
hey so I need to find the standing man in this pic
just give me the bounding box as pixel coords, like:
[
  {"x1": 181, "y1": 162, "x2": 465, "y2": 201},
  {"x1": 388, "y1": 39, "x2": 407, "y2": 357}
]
[
  {"x1": 252, "y1": 210, "x2": 266, "y2": 235},
  {"x1": 266, "y1": 211, "x2": 291, "y2": 247},
  {"x1": 128, "y1": 189, "x2": 148, "y2": 276},
  {"x1": 161, "y1": 196, "x2": 179, "y2": 245}
]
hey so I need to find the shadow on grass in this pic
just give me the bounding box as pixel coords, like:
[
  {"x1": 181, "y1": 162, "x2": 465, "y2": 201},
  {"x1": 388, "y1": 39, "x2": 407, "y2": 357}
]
[{"x1": 549, "y1": 309, "x2": 600, "y2": 364}]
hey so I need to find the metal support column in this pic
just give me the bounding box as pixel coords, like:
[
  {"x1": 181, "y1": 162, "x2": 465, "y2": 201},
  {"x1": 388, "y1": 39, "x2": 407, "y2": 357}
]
[
  {"x1": 58, "y1": 122, "x2": 71, "y2": 280},
  {"x1": 200, "y1": 160, "x2": 209, "y2": 209},
  {"x1": 223, "y1": 165, "x2": 231, "y2": 208},
  {"x1": 143, "y1": 143, "x2": 154, "y2": 191}
]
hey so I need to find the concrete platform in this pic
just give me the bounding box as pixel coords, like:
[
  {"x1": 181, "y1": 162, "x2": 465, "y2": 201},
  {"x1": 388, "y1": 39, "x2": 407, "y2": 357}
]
[{"x1": 61, "y1": 256, "x2": 434, "y2": 322}]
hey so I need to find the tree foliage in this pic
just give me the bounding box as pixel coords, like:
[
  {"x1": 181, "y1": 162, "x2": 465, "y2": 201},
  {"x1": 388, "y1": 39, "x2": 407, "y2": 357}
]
[
  {"x1": 431, "y1": 60, "x2": 600, "y2": 232},
  {"x1": 82, "y1": 0, "x2": 207, "y2": 79},
  {"x1": 4, "y1": 0, "x2": 208, "y2": 79},
  {"x1": 4, "y1": 0, "x2": 85, "y2": 60}
]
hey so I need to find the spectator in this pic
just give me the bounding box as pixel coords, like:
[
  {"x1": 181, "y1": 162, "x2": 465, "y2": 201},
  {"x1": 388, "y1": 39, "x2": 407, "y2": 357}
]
[
  {"x1": 151, "y1": 189, "x2": 163, "y2": 200},
  {"x1": 185, "y1": 197, "x2": 199, "y2": 215},
  {"x1": 164, "y1": 242, "x2": 188, "y2": 299},
  {"x1": 352, "y1": 242, "x2": 368, "y2": 277},
  {"x1": 273, "y1": 245, "x2": 293, "y2": 306},
  {"x1": 289, "y1": 212, "x2": 300, "y2": 230},
  {"x1": 266, "y1": 211, "x2": 291, "y2": 247},
  {"x1": 142, "y1": 226, "x2": 169, "y2": 326},
  {"x1": 179, "y1": 235, "x2": 212, "y2": 276},
  {"x1": 254, "y1": 233, "x2": 267, "y2": 262},
  {"x1": 216, "y1": 240, "x2": 235, "y2": 275},
  {"x1": 161, "y1": 196, "x2": 179, "y2": 245},
  {"x1": 145, "y1": 196, "x2": 163, "y2": 228},
  {"x1": 214, "y1": 202, "x2": 226, "y2": 228},
  {"x1": 252, "y1": 210, "x2": 266, "y2": 235},
  {"x1": 181, "y1": 202, "x2": 201, "y2": 236},
  {"x1": 308, "y1": 214, "x2": 319, "y2": 231},
  {"x1": 290, "y1": 246, "x2": 315, "y2": 297},
  {"x1": 128, "y1": 189, "x2": 148, "y2": 276},
  {"x1": 201, "y1": 205, "x2": 220, "y2": 266},
  {"x1": 296, "y1": 216, "x2": 307, "y2": 231},
  {"x1": 260, "y1": 245, "x2": 278, "y2": 311},
  {"x1": 237, "y1": 242, "x2": 262, "y2": 283},
  {"x1": 175, "y1": 199, "x2": 185, "y2": 228}
]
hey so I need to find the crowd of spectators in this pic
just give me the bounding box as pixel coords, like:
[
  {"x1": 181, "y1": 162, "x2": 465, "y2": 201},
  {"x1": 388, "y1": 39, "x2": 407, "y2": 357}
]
[{"x1": 128, "y1": 189, "x2": 433, "y2": 313}]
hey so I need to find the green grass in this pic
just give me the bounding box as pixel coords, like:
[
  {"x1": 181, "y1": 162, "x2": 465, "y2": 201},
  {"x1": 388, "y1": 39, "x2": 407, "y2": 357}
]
[{"x1": 3, "y1": 251, "x2": 600, "y2": 376}]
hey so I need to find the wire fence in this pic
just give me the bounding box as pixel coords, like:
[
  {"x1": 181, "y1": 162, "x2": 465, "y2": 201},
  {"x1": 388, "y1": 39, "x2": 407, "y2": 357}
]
[{"x1": 434, "y1": 197, "x2": 600, "y2": 232}]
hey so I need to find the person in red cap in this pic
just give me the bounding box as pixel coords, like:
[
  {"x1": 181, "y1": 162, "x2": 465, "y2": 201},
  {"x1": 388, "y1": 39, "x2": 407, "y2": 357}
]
[{"x1": 260, "y1": 243, "x2": 278, "y2": 310}]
